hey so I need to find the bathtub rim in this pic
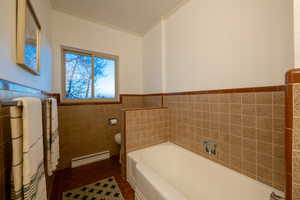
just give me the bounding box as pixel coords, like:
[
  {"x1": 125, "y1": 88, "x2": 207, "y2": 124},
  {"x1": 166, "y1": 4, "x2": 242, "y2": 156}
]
[{"x1": 127, "y1": 142, "x2": 284, "y2": 199}]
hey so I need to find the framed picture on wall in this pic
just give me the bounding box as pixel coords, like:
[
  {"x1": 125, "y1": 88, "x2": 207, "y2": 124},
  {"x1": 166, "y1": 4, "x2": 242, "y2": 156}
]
[{"x1": 16, "y1": 0, "x2": 41, "y2": 75}]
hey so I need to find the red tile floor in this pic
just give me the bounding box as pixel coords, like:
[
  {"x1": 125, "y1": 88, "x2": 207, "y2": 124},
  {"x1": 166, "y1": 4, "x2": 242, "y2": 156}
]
[{"x1": 50, "y1": 156, "x2": 134, "y2": 200}]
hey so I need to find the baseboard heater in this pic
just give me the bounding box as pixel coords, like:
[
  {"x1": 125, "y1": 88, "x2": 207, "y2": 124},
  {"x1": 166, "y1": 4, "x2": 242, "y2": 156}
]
[{"x1": 71, "y1": 151, "x2": 110, "y2": 168}]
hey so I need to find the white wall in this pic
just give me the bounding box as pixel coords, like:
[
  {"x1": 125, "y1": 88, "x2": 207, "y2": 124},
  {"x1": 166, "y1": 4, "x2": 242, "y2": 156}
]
[
  {"x1": 164, "y1": 0, "x2": 293, "y2": 92},
  {"x1": 0, "y1": 0, "x2": 53, "y2": 91},
  {"x1": 142, "y1": 22, "x2": 163, "y2": 93},
  {"x1": 0, "y1": 0, "x2": 293, "y2": 94},
  {"x1": 295, "y1": 0, "x2": 300, "y2": 67},
  {"x1": 142, "y1": 0, "x2": 294, "y2": 93},
  {"x1": 51, "y1": 11, "x2": 143, "y2": 94}
]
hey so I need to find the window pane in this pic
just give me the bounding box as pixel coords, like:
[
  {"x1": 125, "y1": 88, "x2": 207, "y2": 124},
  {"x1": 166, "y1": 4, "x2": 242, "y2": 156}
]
[
  {"x1": 65, "y1": 52, "x2": 92, "y2": 99},
  {"x1": 24, "y1": 44, "x2": 37, "y2": 70},
  {"x1": 94, "y1": 57, "x2": 116, "y2": 98}
]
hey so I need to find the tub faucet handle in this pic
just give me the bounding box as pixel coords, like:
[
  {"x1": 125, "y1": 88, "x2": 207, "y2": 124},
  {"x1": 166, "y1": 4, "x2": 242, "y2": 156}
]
[{"x1": 203, "y1": 141, "x2": 217, "y2": 156}]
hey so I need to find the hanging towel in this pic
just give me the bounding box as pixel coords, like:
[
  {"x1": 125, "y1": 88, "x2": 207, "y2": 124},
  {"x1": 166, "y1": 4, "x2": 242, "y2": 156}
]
[
  {"x1": 46, "y1": 97, "x2": 60, "y2": 176},
  {"x1": 10, "y1": 97, "x2": 47, "y2": 200}
]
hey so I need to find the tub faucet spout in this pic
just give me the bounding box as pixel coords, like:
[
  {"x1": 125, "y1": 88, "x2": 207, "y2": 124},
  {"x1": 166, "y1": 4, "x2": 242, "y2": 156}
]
[{"x1": 270, "y1": 192, "x2": 284, "y2": 200}]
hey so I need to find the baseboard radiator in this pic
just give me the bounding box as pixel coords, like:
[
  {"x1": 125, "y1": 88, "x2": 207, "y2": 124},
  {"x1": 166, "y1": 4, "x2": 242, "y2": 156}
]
[{"x1": 71, "y1": 151, "x2": 110, "y2": 168}]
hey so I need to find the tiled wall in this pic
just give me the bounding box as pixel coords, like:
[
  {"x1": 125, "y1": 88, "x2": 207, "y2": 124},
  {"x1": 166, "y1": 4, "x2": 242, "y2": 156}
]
[
  {"x1": 143, "y1": 96, "x2": 162, "y2": 107},
  {"x1": 293, "y1": 84, "x2": 300, "y2": 200},
  {"x1": 125, "y1": 108, "x2": 169, "y2": 153},
  {"x1": 58, "y1": 96, "x2": 162, "y2": 169},
  {"x1": 163, "y1": 91, "x2": 285, "y2": 191}
]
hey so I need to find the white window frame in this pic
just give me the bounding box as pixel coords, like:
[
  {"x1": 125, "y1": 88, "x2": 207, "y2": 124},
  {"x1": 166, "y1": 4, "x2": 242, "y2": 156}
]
[{"x1": 61, "y1": 46, "x2": 119, "y2": 103}]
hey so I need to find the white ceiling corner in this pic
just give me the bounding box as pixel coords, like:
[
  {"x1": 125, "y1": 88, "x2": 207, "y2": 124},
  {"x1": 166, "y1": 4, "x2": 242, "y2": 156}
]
[{"x1": 50, "y1": 0, "x2": 187, "y2": 36}]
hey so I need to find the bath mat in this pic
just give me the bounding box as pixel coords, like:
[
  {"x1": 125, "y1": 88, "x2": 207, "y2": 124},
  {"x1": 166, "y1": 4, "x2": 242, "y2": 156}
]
[{"x1": 62, "y1": 176, "x2": 124, "y2": 200}]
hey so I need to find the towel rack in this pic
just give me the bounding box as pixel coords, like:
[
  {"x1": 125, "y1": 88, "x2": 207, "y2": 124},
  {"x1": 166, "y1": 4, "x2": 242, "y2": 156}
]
[
  {"x1": 0, "y1": 100, "x2": 23, "y2": 107},
  {"x1": 0, "y1": 98, "x2": 52, "y2": 107}
]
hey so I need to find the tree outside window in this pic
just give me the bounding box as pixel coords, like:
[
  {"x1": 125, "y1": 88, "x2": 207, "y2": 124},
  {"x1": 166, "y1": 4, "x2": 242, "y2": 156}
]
[{"x1": 63, "y1": 48, "x2": 118, "y2": 101}]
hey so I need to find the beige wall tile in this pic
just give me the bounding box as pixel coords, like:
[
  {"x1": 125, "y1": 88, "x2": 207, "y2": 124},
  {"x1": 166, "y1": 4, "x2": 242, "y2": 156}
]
[
  {"x1": 256, "y1": 105, "x2": 273, "y2": 117},
  {"x1": 219, "y1": 132, "x2": 229, "y2": 143},
  {"x1": 243, "y1": 160, "x2": 257, "y2": 176},
  {"x1": 273, "y1": 131, "x2": 285, "y2": 146},
  {"x1": 257, "y1": 153, "x2": 272, "y2": 168},
  {"x1": 218, "y1": 151, "x2": 229, "y2": 165},
  {"x1": 294, "y1": 84, "x2": 300, "y2": 117},
  {"x1": 143, "y1": 96, "x2": 162, "y2": 107},
  {"x1": 126, "y1": 108, "x2": 169, "y2": 153},
  {"x1": 210, "y1": 104, "x2": 220, "y2": 113},
  {"x1": 273, "y1": 157, "x2": 285, "y2": 173},
  {"x1": 230, "y1": 93, "x2": 242, "y2": 104},
  {"x1": 231, "y1": 125, "x2": 243, "y2": 136},
  {"x1": 273, "y1": 145, "x2": 285, "y2": 159},
  {"x1": 208, "y1": 94, "x2": 220, "y2": 103},
  {"x1": 243, "y1": 149, "x2": 256, "y2": 163},
  {"x1": 273, "y1": 92, "x2": 285, "y2": 105},
  {"x1": 272, "y1": 171, "x2": 285, "y2": 191},
  {"x1": 273, "y1": 105, "x2": 285, "y2": 119},
  {"x1": 242, "y1": 115, "x2": 257, "y2": 128},
  {"x1": 294, "y1": 117, "x2": 300, "y2": 130},
  {"x1": 242, "y1": 104, "x2": 256, "y2": 116},
  {"x1": 231, "y1": 114, "x2": 242, "y2": 126},
  {"x1": 243, "y1": 138, "x2": 257, "y2": 151},
  {"x1": 256, "y1": 93, "x2": 273, "y2": 104},
  {"x1": 219, "y1": 113, "x2": 230, "y2": 124},
  {"x1": 230, "y1": 156, "x2": 242, "y2": 171},
  {"x1": 294, "y1": 130, "x2": 300, "y2": 150},
  {"x1": 257, "y1": 165, "x2": 272, "y2": 185},
  {"x1": 257, "y1": 117, "x2": 273, "y2": 130},
  {"x1": 258, "y1": 142, "x2": 272, "y2": 155},
  {"x1": 146, "y1": 91, "x2": 285, "y2": 190},
  {"x1": 242, "y1": 93, "x2": 256, "y2": 104},
  {"x1": 243, "y1": 127, "x2": 257, "y2": 140},
  {"x1": 219, "y1": 104, "x2": 230, "y2": 113},
  {"x1": 231, "y1": 104, "x2": 242, "y2": 114},
  {"x1": 293, "y1": 151, "x2": 300, "y2": 184},
  {"x1": 293, "y1": 183, "x2": 300, "y2": 200},
  {"x1": 219, "y1": 94, "x2": 230, "y2": 103},
  {"x1": 257, "y1": 129, "x2": 273, "y2": 143},
  {"x1": 273, "y1": 118, "x2": 285, "y2": 132}
]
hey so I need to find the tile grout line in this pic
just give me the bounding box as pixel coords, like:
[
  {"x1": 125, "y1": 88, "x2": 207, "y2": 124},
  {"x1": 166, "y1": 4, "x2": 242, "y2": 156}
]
[
  {"x1": 255, "y1": 93, "x2": 259, "y2": 181},
  {"x1": 271, "y1": 92, "x2": 274, "y2": 187}
]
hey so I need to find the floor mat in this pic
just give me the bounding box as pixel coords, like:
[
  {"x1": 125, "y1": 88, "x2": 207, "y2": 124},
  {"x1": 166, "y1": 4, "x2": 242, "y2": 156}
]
[{"x1": 62, "y1": 176, "x2": 124, "y2": 200}]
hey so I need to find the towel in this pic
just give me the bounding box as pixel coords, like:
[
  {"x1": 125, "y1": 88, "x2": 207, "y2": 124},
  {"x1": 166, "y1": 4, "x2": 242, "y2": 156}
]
[
  {"x1": 46, "y1": 97, "x2": 60, "y2": 176},
  {"x1": 10, "y1": 97, "x2": 47, "y2": 200}
]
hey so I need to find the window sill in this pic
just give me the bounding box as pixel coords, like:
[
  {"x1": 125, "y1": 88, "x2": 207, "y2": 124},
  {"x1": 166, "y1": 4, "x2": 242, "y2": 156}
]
[{"x1": 60, "y1": 100, "x2": 121, "y2": 106}]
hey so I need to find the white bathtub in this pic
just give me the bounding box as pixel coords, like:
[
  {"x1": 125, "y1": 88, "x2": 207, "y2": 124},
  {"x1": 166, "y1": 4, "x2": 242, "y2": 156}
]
[{"x1": 127, "y1": 142, "x2": 284, "y2": 200}]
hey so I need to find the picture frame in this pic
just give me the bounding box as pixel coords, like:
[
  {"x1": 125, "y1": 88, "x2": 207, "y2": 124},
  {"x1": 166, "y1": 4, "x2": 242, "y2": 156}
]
[{"x1": 16, "y1": 0, "x2": 41, "y2": 75}]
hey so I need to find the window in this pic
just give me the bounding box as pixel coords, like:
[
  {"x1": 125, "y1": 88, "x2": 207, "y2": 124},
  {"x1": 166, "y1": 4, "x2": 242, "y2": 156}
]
[{"x1": 62, "y1": 47, "x2": 119, "y2": 102}]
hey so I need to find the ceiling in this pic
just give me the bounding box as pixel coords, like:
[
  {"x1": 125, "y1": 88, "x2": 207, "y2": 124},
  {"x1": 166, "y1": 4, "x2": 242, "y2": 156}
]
[{"x1": 51, "y1": 0, "x2": 186, "y2": 36}]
